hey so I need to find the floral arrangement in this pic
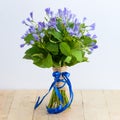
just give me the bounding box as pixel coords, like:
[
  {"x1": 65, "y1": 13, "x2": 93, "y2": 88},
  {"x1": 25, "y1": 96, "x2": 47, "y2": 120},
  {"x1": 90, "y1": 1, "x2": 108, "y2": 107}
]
[
  {"x1": 21, "y1": 8, "x2": 98, "y2": 68},
  {"x1": 20, "y1": 8, "x2": 98, "y2": 114}
]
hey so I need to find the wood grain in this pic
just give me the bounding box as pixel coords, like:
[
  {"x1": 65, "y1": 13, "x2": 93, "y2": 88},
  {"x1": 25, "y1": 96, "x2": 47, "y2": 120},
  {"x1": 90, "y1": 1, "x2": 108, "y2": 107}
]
[
  {"x1": 0, "y1": 90, "x2": 15, "y2": 120},
  {"x1": 104, "y1": 90, "x2": 120, "y2": 120},
  {"x1": 0, "y1": 90, "x2": 120, "y2": 120},
  {"x1": 33, "y1": 90, "x2": 49, "y2": 120},
  {"x1": 7, "y1": 90, "x2": 37, "y2": 120},
  {"x1": 82, "y1": 90, "x2": 110, "y2": 120}
]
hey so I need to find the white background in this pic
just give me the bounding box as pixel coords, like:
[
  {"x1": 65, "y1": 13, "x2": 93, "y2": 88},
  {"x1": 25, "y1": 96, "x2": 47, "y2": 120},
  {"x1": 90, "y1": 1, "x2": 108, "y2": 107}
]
[{"x1": 0, "y1": 0, "x2": 120, "y2": 89}]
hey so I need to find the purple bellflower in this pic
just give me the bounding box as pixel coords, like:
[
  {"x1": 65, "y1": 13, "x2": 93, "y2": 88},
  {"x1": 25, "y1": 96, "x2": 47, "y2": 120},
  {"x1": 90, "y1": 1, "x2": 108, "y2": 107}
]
[
  {"x1": 29, "y1": 26, "x2": 36, "y2": 33},
  {"x1": 90, "y1": 23, "x2": 96, "y2": 30},
  {"x1": 30, "y1": 40, "x2": 34, "y2": 45},
  {"x1": 32, "y1": 34, "x2": 39, "y2": 41},
  {"x1": 83, "y1": 17, "x2": 87, "y2": 23},
  {"x1": 92, "y1": 34, "x2": 97, "y2": 39},
  {"x1": 38, "y1": 22, "x2": 45, "y2": 31},
  {"x1": 89, "y1": 42, "x2": 98, "y2": 52},
  {"x1": 40, "y1": 33, "x2": 45, "y2": 38},
  {"x1": 86, "y1": 33, "x2": 91, "y2": 37},
  {"x1": 30, "y1": 12, "x2": 33, "y2": 19},
  {"x1": 20, "y1": 43, "x2": 25, "y2": 48},
  {"x1": 45, "y1": 8, "x2": 53, "y2": 18}
]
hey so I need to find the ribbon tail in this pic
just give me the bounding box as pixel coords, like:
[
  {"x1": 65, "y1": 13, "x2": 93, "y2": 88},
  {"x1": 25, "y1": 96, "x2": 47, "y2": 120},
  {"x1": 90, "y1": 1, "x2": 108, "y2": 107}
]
[
  {"x1": 34, "y1": 79, "x2": 57, "y2": 110},
  {"x1": 34, "y1": 96, "x2": 40, "y2": 110}
]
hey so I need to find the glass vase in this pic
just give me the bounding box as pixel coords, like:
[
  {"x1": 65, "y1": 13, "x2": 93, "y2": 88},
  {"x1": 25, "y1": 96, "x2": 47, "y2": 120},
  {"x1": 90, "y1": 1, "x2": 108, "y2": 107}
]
[{"x1": 47, "y1": 66, "x2": 69, "y2": 109}]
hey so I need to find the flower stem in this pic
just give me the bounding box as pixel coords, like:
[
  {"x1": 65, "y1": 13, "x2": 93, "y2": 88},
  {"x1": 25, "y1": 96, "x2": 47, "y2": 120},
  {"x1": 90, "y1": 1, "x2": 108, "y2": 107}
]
[{"x1": 47, "y1": 89, "x2": 69, "y2": 108}]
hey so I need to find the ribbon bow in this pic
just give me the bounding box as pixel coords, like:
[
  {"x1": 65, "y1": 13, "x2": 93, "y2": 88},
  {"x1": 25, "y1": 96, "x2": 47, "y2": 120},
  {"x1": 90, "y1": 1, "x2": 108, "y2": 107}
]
[{"x1": 34, "y1": 71, "x2": 73, "y2": 114}]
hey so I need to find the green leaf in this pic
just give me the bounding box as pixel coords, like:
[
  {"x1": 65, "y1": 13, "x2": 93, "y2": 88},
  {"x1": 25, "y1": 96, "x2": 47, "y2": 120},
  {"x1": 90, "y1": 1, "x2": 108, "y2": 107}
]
[
  {"x1": 25, "y1": 46, "x2": 40, "y2": 54},
  {"x1": 48, "y1": 30, "x2": 62, "y2": 41},
  {"x1": 71, "y1": 49, "x2": 83, "y2": 62},
  {"x1": 23, "y1": 46, "x2": 41, "y2": 59},
  {"x1": 46, "y1": 42, "x2": 59, "y2": 55},
  {"x1": 81, "y1": 36, "x2": 93, "y2": 46},
  {"x1": 64, "y1": 56, "x2": 72, "y2": 63},
  {"x1": 23, "y1": 54, "x2": 31, "y2": 59},
  {"x1": 23, "y1": 46, "x2": 46, "y2": 60},
  {"x1": 32, "y1": 53, "x2": 44, "y2": 58},
  {"x1": 41, "y1": 53, "x2": 53, "y2": 68},
  {"x1": 69, "y1": 40, "x2": 81, "y2": 50},
  {"x1": 33, "y1": 53, "x2": 53, "y2": 68},
  {"x1": 65, "y1": 56, "x2": 77, "y2": 66},
  {"x1": 59, "y1": 42, "x2": 71, "y2": 56},
  {"x1": 24, "y1": 34, "x2": 34, "y2": 43},
  {"x1": 83, "y1": 57, "x2": 88, "y2": 62}
]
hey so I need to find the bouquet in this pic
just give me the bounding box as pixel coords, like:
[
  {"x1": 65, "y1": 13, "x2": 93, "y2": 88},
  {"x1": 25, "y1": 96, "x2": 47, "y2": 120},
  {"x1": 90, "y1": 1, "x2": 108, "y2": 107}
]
[{"x1": 20, "y1": 8, "x2": 98, "y2": 114}]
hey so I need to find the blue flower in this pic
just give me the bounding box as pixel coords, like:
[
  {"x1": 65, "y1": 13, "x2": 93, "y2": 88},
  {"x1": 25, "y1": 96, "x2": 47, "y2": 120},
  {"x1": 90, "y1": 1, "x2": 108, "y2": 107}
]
[
  {"x1": 63, "y1": 8, "x2": 67, "y2": 15},
  {"x1": 93, "y1": 45, "x2": 98, "y2": 49},
  {"x1": 92, "y1": 34, "x2": 97, "y2": 39},
  {"x1": 67, "y1": 25, "x2": 81, "y2": 37},
  {"x1": 24, "y1": 30, "x2": 30, "y2": 36},
  {"x1": 89, "y1": 42, "x2": 98, "y2": 51},
  {"x1": 86, "y1": 33, "x2": 91, "y2": 37},
  {"x1": 57, "y1": 8, "x2": 73, "y2": 23},
  {"x1": 48, "y1": 17, "x2": 57, "y2": 28},
  {"x1": 68, "y1": 14, "x2": 72, "y2": 21},
  {"x1": 45, "y1": 8, "x2": 50, "y2": 14},
  {"x1": 32, "y1": 34, "x2": 39, "y2": 41},
  {"x1": 63, "y1": 8, "x2": 69, "y2": 19},
  {"x1": 22, "y1": 20, "x2": 26, "y2": 24},
  {"x1": 38, "y1": 22, "x2": 45, "y2": 31},
  {"x1": 22, "y1": 20, "x2": 29, "y2": 26},
  {"x1": 30, "y1": 12, "x2": 33, "y2": 19},
  {"x1": 26, "y1": 17, "x2": 31, "y2": 22},
  {"x1": 74, "y1": 18, "x2": 79, "y2": 24},
  {"x1": 45, "y1": 8, "x2": 53, "y2": 17},
  {"x1": 67, "y1": 19, "x2": 80, "y2": 37},
  {"x1": 89, "y1": 23, "x2": 95, "y2": 30},
  {"x1": 73, "y1": 24, "x2": 79, "y2": 33},
  {"x1": 82, "y1": 17, "x2": 87, "y2": 23},
  {"x1": 40, "y1": 33, "x2": 45, "y2": 38},
  {"x1": 67, "y1": 27, "x2": 74, "y2": 35},
  {"x1": 21, "y1": 35, "x2": 25, "y2": 39},
  {"x1": 39, "y1": 22, "x2": 45, "y2": 28},
  {"x1": 63, "y1": 8, "x2": 71, "y2": 19},
  {"x1": 30, "y1": 40, "x2": 34, "y2": 45},
  {"x1": 29, "y1": 26, "x2": 36, "y2": 33},
  {"x1": 62, "y1": 17, "x2": 67, "y2": 25},
  {"x1": 20, "y1": 43, "x2": 25, "y2": 48},
  {"x1": 58, "y1": 9, "x2": 63, "y2": 17}
]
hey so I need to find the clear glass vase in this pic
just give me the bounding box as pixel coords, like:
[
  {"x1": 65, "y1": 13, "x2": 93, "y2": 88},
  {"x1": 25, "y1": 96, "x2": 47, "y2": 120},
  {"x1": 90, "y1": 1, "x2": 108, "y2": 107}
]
[
  {"x1": 47, "y1": 66, "x2": 69, "y2": 109},
  {"x1": 34, "y1": 66, "x2": 73, "y2": 114}
]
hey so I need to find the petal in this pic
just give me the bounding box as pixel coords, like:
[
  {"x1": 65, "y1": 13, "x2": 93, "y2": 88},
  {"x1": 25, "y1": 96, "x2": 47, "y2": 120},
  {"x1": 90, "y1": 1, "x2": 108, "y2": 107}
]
[
  {"x1": 92, "y1": 34, "x2": 97, "y2": 39},
  {"x1": 32, "y1": 34, "x2": 39, "y2": 40},
  {"x1": 83, "y1": 17, "x2": 87, "y2": 22},
  {"x1": 45, "y1": 8, "x2": 50, "y2": 14},
  {"x1": 40, "y1": 33, "x2": 45, "y2": 38},
  {"x1": 26, "y1": 18, "x2": 31, "y2": 22},
  {"x1": 30, "y1": 12, "x2": 33, "y2": 19},
  {"x1": 20, "y1": 43, "x2": 25, "y2": 48},
  {"x1": 30, "y1": 40, "x2": 34, "y2": 44}
]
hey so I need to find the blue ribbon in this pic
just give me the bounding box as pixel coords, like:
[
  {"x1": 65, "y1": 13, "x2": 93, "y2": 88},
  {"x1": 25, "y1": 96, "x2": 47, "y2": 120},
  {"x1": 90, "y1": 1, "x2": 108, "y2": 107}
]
[{"x1": 34, "y1": 71, "x2": 74, "y2": 114}]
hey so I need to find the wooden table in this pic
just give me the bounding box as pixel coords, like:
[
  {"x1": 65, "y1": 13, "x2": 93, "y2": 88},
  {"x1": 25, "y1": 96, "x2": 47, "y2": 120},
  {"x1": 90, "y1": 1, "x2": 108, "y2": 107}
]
[{"x1": 0, "y1": 90, "x2": 120, "y2": 120}]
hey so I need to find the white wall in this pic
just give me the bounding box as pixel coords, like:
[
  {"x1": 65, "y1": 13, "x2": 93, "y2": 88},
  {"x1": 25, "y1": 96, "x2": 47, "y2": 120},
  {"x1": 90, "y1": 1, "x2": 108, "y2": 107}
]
[{"x1": 0, "y1": 0, "x2": 120, "y2": 89}]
